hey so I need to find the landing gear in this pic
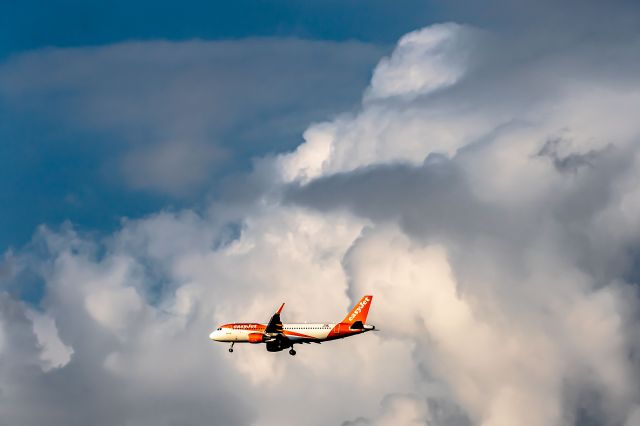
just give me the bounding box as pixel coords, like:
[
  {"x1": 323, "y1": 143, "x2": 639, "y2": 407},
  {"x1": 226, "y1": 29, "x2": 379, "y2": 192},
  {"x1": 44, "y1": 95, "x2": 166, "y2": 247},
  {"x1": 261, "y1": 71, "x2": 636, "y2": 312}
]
[
  {"x1": 289, "y1": 347, "x2": 296, "y2": 356},
  {"x1": 229, "y1": 342, "x2": 234, "y2": 353}
]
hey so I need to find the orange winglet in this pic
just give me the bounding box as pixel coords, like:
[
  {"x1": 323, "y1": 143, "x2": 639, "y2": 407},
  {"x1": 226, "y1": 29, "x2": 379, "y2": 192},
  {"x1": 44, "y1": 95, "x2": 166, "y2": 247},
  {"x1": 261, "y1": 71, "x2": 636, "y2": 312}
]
[{"x1": 276, "y1": 303, "x2": 285, "y2": 315}]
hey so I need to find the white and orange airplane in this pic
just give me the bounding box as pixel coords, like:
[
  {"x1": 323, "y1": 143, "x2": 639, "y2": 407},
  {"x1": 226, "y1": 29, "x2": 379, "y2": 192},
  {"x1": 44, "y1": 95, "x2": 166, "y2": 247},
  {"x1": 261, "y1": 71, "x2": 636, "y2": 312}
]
[{"x1": 209, "y1": 295, "x2": 375, "y2": 355}]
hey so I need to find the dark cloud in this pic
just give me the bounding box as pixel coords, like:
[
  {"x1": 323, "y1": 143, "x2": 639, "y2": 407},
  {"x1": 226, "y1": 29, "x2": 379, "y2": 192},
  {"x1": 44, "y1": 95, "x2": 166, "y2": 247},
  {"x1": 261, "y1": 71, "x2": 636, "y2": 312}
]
[
  {"x1": 536, "y1": 138, "x2": 614, "y2": 174},
  {"x1": 284, "y1": 154, "x2": 495, "y2": 242}
]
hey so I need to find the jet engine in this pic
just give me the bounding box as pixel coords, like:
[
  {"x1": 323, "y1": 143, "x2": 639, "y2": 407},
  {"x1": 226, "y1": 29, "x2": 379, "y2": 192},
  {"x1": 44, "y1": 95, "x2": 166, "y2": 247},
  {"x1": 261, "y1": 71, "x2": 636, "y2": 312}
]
[
  {"x1": 248, "y1": 333, "x2": 265, "y2": 343},
  {"x1": 265, "y1": 336, "x2": 291, "y2": 352}
]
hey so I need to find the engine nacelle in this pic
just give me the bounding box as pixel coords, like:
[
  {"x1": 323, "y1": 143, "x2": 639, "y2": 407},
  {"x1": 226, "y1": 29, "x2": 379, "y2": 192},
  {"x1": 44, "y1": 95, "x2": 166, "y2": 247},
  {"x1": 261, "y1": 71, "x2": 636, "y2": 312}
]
[
  {"x1": 248, "y1": 333, "x2": 265, "y2": 343},
  {"x1": 266, "y1": 337, "x2": 291, "y2": 352}
]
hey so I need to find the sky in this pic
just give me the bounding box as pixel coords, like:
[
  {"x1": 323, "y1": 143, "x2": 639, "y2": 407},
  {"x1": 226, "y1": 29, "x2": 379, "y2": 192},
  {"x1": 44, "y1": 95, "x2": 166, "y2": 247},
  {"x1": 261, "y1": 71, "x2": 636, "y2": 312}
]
[
  {"x1": 2, "y1": 1, "x2": 640, "y2": 425},
  {"x1": 2, "y1": 0, "x2": 440, "y2": 251}
]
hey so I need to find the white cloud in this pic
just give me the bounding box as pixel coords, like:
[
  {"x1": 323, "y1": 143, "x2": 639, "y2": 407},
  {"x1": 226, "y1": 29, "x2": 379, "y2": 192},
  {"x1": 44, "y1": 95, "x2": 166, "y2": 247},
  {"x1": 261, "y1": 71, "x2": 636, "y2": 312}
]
[
  {"x1": 25, "y1": 309, "x2": 73, "y2": 371},
  {"x1": 366, "y1": 23, "x2": 480, "y2": 101},
  {"x1": 4, "y1": 7, "x2": 640, "y2": 426},
  {"x1": 279, "y1": 15, "x2": 640, "y2": 426}
]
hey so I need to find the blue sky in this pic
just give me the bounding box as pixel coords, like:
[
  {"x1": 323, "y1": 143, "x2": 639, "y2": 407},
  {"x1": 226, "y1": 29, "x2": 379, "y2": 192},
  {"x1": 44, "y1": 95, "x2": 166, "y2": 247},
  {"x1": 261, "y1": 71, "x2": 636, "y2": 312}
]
[
  {"x1": 1, "y1": 0, "x2": 440, "y2": 57},
  {"x1": 0, "y1": 0, "x2": 444, "y2": 252}
]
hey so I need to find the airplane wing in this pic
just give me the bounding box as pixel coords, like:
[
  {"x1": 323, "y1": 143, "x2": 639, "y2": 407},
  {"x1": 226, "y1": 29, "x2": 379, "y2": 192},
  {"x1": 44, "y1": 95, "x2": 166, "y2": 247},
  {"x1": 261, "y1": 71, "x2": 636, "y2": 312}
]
[{"x1": 264, "y1": 303, "x2": 285, "y2": 334}]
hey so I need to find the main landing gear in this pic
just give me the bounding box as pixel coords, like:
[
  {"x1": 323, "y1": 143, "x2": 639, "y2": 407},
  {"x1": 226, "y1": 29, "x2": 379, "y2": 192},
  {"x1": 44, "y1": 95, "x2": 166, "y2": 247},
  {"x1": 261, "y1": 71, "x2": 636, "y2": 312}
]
[
  {"x1": 289, "y1": 347, "x2": 296, "y2": 356},
  {"x1": 229, "y1": 342, "x2": 234, "y2": 353}
]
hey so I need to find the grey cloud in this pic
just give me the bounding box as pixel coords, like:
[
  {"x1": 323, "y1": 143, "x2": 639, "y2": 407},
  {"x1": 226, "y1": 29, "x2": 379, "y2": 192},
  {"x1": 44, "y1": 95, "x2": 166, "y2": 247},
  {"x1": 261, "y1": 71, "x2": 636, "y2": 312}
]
[
  {"x1": 0, "y1": 252, "x2": 15, "y2": 281},
  {"x1": 287, "y1": 131, "x2": 640, "y2": 292},
  {"x1": 441, "y1": 0, "x2": 640, "y2": 47},
  {"x1": 341, "y1": 393, "x2": 470, "y2": 426},
  {"x1": 284, "y1": 154, "x2": 497, "y2": 243},
  {"x1": 536, "y1": 138, "x2": 614, "y2": 175},
  {"x1": 120, "y1": 139, "x2": 227, "y2": 197},
  {"x1": 0, "y1": 38, "x2": 385, "y2": 197}
]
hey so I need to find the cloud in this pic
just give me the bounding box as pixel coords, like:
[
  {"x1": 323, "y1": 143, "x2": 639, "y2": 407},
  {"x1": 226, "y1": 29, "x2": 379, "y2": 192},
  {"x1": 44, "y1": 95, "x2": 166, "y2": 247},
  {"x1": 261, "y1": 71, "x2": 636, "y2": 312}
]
[
  {"x1": 25, "y1": 308, "x2": 73, "y2": 371},
  {"x1": 4, "y1": 3, "x2": 640, "y2": 426},
  {"x1": 535, "y1": 137, "x2": 613, "y2": 175},
  {"x1": 342, "y1": 394, "x2": 434, "y2": 426},
  {"x1": 365, "y1": 23, "x2": 483, "y2": 101},
  {"x1": 279, "y1": 9, "x2": 640, "y2": 425},
  {"x1": 120, "y1": 139, "x2": 227, "y2": 196},
  {"x1": 1, "y1": 207, "x2": 425, "y2": 426},
  {"x1": 342, "y1": 393, "x2": 470, "y2": 426},
  {"x1": 0, "y1": 38, "x2": 384, "y2": 197}
]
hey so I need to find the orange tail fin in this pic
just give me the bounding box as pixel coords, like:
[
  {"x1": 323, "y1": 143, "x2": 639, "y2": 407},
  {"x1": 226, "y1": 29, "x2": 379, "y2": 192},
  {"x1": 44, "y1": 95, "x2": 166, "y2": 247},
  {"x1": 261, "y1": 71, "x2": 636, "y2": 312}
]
[{"x1": 342, "y1": 295, "x2": 373, "y2": 324}]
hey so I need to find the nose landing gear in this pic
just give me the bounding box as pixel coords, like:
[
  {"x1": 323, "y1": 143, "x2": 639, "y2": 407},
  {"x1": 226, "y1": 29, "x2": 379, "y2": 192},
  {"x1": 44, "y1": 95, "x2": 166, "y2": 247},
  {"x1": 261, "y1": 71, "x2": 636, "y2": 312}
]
[
  {"x1": 289, "y1": 347, "x2": 296, "y2": 356},
  {"x1": 229, "y1": 342, "x2": 235, "y2": 353}
]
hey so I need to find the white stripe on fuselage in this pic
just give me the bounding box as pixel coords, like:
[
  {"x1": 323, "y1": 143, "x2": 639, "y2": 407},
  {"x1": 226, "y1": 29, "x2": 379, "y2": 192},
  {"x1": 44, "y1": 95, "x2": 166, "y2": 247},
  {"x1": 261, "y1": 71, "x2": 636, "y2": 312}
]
[{"x1": 280, "y1": 323, "x2": 334, "y2": 341}]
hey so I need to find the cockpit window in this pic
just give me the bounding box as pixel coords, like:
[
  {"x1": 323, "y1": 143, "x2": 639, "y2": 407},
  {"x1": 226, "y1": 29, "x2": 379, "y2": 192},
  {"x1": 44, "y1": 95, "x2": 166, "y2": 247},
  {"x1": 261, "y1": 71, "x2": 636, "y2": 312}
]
[{"x1": 217, "y1": 327, "x2": 222, "y2": 331}]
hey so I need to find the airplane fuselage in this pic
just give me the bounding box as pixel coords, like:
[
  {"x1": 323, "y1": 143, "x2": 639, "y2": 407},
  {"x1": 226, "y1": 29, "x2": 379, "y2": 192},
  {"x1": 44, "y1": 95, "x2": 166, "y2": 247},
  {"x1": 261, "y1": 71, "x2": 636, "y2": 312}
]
[
  {"x1": 209, "y1": 322, "x2": 375, "y2": 344},
  {"x1": 209, "y1": 295, "x2": 375, "y2": 354}
]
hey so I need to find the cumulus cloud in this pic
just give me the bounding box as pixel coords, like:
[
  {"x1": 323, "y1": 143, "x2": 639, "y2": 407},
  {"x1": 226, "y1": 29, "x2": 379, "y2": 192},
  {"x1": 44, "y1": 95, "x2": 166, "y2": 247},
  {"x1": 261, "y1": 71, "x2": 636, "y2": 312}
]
[
  {"x1": 280, "y1": 6, "x2": 640, "y2": 425},
  {"x1": 4, "y1": 2, "x2": 640, "y2": 426},
  {"x1": 25, "y1": 309, "x2": 73, "y2": 371},
  {"x1": 365, "y1": 23, "x2": 482, "y2": 101},
  {"x1": 1, "y1": 207, "x2": 421, "y2": 426}
]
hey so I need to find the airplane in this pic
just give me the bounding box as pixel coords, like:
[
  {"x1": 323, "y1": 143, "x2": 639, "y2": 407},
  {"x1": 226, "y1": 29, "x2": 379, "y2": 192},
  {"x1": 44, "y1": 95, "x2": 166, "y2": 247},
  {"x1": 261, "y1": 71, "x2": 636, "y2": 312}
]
[{"x1": 209, "y1": 295, "x2": 375, "y2": 355}]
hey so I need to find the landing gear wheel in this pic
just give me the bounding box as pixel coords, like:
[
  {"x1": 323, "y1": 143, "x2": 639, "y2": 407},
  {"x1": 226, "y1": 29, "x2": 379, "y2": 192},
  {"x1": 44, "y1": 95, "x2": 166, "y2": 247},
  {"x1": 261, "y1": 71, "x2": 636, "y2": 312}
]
[
  {"x1": 228, "y1": 348, "x2": 234, "y2": 353},
  {"x1": 289, "y1": 348, "x2": 296, "y2": 356},
  {"x1": 229, "y1": 342, "x2": 235, "y2": 353}
]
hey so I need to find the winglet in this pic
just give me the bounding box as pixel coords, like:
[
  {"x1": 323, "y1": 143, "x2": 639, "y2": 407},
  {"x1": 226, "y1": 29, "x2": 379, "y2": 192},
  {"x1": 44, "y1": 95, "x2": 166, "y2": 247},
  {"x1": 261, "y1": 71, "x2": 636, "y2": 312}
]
[{"x1": 276, "y1": 303, "x2": 285, "y2": 315}]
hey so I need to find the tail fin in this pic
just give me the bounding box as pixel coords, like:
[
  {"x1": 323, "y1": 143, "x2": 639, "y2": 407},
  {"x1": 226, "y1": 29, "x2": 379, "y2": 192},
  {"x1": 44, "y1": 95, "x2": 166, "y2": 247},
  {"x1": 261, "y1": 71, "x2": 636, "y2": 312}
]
[{"x1": 342, "y1": 295, "x2": 373, "y2": 325}]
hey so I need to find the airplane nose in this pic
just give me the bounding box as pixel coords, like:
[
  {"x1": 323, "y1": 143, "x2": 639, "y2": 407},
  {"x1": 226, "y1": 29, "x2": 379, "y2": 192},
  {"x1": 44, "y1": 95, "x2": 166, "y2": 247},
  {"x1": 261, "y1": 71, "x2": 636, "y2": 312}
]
[{"x1": 209, "y1": 331, "x2": 218, "y2": 340}]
